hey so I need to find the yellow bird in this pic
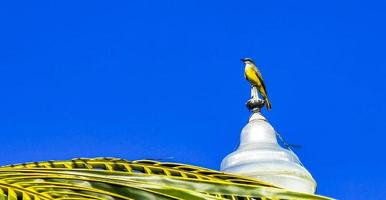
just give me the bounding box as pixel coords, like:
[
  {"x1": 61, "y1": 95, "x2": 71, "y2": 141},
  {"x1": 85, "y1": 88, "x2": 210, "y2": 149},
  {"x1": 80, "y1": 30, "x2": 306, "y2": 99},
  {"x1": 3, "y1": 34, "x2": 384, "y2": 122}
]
[{"x1": 241, "y1": 58, "x2": 272, "y2": 110}]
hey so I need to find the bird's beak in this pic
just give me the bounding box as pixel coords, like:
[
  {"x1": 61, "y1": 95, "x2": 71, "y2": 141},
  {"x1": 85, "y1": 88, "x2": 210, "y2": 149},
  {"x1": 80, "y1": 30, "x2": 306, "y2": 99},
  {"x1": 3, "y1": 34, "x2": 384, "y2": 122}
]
[{"x1": 240, "y1": 58, "x2": 245, "y2": 62}]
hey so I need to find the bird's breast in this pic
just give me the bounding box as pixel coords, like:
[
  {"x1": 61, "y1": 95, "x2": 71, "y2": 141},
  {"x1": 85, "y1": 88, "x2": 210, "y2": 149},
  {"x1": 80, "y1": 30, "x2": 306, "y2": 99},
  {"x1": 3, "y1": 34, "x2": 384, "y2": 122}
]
[{"x1": 245, "y1": 67, "x2": 261, "y2": 87}]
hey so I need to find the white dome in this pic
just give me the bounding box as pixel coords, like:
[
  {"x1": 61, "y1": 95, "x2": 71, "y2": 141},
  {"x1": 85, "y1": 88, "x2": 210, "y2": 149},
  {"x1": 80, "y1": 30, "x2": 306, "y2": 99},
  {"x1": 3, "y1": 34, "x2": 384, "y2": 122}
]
[{"x1": 220, "y1": 112, "x2": 317, "y2": 194}]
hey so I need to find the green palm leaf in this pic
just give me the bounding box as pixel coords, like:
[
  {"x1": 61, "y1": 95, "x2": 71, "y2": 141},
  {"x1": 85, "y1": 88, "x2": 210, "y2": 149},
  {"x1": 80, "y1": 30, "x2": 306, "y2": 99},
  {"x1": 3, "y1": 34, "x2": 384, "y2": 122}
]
[{"x1": 0, "y1": 158, "x2": 332, "y2": 200}]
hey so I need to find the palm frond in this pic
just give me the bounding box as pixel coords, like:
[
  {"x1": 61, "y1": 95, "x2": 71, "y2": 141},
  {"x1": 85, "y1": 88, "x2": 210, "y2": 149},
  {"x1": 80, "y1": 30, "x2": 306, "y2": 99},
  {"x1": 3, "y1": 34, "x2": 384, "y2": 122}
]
[{"x1": 0, "y1": 158, "x2": 332, "y2": 200}]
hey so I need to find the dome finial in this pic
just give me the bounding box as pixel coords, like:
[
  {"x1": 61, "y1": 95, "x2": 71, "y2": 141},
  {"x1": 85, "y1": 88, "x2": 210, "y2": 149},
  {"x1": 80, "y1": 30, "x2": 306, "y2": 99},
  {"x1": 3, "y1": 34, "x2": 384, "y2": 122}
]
[{"x1": 246, "y1": 87, "x2": 265, "y2": 113}]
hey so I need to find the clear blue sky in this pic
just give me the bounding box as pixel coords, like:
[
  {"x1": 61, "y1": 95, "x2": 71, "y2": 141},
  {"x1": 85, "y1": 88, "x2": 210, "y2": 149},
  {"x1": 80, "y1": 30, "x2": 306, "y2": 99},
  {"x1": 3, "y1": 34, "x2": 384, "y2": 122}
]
[{"x1": 0, "y1": 1, "x2": 385, "y2": 199}]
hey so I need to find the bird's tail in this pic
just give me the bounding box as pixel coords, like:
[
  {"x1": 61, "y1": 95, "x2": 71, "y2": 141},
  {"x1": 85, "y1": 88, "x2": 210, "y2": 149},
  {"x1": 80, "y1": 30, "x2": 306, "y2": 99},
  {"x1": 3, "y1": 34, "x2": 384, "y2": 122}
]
[{"x1": 265, "y1": 97, "x2": 272, "y2": 110}]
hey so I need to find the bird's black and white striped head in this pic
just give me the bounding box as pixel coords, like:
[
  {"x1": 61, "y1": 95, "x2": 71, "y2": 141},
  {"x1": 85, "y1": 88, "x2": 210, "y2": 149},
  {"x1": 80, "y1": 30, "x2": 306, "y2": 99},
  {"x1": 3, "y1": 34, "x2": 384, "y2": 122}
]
[{"x1": 240, "y1": 57, "x2": 255, "y2": 65}]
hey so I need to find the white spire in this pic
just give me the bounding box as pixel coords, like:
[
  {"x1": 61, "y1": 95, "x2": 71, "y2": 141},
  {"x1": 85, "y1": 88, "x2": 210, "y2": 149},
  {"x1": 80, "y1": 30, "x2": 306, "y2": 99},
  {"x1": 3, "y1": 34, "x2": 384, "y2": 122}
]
[{"x1": 220, "y1": 112, "x2": 317, "y2": 194}]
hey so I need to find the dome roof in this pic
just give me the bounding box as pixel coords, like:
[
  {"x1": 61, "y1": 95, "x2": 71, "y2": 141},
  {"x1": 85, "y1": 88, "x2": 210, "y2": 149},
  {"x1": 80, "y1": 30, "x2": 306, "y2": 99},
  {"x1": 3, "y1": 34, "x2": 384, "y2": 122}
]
[{"x1": 221, "y1": 112, "x2": 317, "y2": 194}]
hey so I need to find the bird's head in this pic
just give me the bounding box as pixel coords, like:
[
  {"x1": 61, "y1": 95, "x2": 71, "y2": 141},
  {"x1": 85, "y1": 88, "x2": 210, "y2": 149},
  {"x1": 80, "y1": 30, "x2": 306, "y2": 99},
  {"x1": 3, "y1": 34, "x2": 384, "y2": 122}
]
[{"x1": 240, "y1": 57, "x2": 255, "y2": 65}]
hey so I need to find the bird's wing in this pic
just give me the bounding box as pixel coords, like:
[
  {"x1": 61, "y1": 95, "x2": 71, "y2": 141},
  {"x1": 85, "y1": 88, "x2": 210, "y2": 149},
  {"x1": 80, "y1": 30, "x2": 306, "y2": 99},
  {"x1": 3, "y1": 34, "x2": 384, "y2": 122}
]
[
  {"x1": 254, "y1": 65, "x2": 264, "y2": 81},
  {"x1": 253, "y1": 65, "x2": 268, "y2": 95}
]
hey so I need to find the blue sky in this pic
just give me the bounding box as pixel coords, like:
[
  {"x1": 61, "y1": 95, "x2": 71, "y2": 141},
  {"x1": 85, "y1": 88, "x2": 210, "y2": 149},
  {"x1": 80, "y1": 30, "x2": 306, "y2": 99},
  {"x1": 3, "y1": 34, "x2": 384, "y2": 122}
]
[{"x1": 0, "y1": 1, "x2": 385, "y2": 199}]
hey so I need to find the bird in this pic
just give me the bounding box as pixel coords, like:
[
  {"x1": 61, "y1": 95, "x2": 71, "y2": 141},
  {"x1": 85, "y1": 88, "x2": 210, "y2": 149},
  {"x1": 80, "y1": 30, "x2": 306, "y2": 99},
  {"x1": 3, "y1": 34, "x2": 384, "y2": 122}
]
[{"x1": 241, "y1": 58, "x2": 272, "y2": 110}]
